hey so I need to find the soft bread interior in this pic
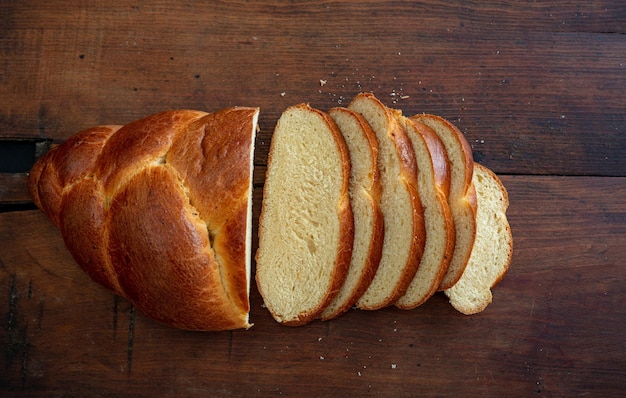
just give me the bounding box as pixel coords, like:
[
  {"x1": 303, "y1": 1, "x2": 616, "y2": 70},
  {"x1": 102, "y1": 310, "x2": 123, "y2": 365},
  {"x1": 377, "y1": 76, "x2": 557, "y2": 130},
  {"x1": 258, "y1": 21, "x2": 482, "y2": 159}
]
[
  {"x1": 444, "y1": 163, "x2": 512, "y2": 314},
  {"x1": 256, "y1": 104, "x2": 352, "y2": 324}
]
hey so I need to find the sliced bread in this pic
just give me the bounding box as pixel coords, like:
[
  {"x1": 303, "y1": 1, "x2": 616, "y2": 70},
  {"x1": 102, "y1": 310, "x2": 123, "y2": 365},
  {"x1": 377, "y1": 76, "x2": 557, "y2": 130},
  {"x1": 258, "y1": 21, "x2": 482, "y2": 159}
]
[
  {"x1": 445, "y1": 163, "x2": 513, "y2": 314},
  {"x1": 349, "y1": 93, "x2": 425, "y2": 310},
  {"x1": 255, "y1": 103, "x2": 354, "y2": 325},
  {"x1": 411, "y1": 114, "x2": 477, "y2": 290},
  {"x1": 395, "y1": 116, "x2": 455, "y2": 309},
  {"x1": 320, "y1": 107, "x2": 384, "y2": 320}
]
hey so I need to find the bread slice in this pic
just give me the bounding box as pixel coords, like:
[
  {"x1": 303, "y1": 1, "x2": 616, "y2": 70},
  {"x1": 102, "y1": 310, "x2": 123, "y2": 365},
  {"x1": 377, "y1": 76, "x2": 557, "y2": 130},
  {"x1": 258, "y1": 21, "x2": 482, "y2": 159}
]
[
  {"x1": 348, "y1": 93, "x2": 425, "y2": 310},
  {"x1": 395, "y1": 116, "x2": 455, "y2": 309},
  {"x1": 445, "y1": 163, "x2": 512, "y2": 314},
  {"x1": 256, "y1": 103, "x2": 354, "y2": 325},
  {"x1": 320, "y1": 107, "x2": 384, "y2": 320},
  {"x1": 411, "y1": 114, "x2": 477, "y2": 290}
]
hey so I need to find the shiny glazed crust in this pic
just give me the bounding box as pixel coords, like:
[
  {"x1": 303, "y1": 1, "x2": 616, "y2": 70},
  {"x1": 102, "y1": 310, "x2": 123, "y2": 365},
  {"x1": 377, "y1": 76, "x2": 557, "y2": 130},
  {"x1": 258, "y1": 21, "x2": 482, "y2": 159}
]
[
  {"x1": 411, "y1": 114, "x2": 477, "y2": 290},
  {"x1": 395, "y1": 117, "x2": 455, "y2": 309},
  {"x1": 349, "y1": 93, "x2": 426, "y2": 310},
  {"x1": 28, "y1": 108, "x2": 259, "y2": 331}
]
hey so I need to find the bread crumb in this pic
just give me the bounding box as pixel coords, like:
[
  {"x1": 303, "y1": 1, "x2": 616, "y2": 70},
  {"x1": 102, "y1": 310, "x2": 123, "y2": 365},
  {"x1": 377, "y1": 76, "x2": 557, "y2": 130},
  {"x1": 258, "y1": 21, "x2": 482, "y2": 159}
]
[
  {"x1": 280, "y1": 92, "x2": 286, "y2": 97},
  {"x1": 391, "y1": 364, "x2": 397, "y2": 369},
  {"x1": 320, "y1": 79, "x2": 327, "y2": 86},
  {"x1": 318, "y1": 337, "x2": 323, "y2": 341},
  {"x1": 358, "y1": 371, "x2": 362, "y2": 376},
  {"x1": 320, "y1": 356, "x2": 325, "y2": 360}
]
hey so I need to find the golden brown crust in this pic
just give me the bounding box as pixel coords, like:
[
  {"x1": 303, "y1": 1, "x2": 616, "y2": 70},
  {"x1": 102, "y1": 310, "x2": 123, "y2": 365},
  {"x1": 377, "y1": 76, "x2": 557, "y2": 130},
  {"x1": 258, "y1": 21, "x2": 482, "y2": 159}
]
[
  {"x1": 350, "y1": 94, "x2": 425, "y2": 310},
  {"x1": 412, "y1": 115, "x2": 474, "y2": 195},
  {"x1": 166, "y1": 108, "x2": 258, "y2": 316},
  {"x1": 395, "y1": 118, "x2": 455, "y2": 309},
  {"x1": 28, "y1": 108, "x2": 258, "y2": 331},
  {"x1": 385, "y1": 107, "x2": 425, "y2": 304},
  {"x1": 412, "y1": 120, "x2": 451, "y2": 196},
  {"x1": 411, "y1": 114, "x2": 476, "y2": 290},
  {"x1": 412, "y1": 120, "x2": 455, "y2": 289},
  {"x1": 60, "y1": 177, "x2": 121, "y2": 293},
  {"x1": 29, "y1": 126, "x2": 121, "y2": 226}
]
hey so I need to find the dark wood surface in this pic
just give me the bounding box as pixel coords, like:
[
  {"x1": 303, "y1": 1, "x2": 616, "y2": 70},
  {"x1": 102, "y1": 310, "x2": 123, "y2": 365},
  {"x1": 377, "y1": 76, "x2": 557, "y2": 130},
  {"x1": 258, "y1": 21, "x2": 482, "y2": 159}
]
[{"x1": 1, "y1": 1, "x2": 624, "y2": 396}]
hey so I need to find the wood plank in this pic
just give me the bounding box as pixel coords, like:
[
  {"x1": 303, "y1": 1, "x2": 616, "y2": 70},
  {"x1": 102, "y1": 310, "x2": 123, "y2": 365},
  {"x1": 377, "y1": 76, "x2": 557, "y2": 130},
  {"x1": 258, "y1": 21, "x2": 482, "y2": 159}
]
[
  {"x1": 1, "y1": 175, "x2": 624, "y2": 396},
  {"x1": 1, "y1": 1, "x2": 624, "y2": 176},
  {"x1": 0, "y1": 173, "x2": 30, "y2": 204}
]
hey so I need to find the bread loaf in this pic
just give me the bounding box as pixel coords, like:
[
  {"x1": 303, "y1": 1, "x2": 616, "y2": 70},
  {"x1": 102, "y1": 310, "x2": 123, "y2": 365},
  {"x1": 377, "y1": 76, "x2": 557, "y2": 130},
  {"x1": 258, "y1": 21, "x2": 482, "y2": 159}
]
[
  {"x1": 411, "y1": 114, "x2": 477, "y2": 290},
  {"x1": 348, "y1": 93, "x2": 426, "y2": 310},
  {"x1": 395, "y1": 116, "x2": 455, "y2": 309},
  {"x1": 320, "y1": 107, "x2": 384, "y2": 320},
  {"x1": 445, "y1": 163, "x2": 513, "y2": 314},
  {"x1": 30, "y1": 93, "x2": 513, "y2": 330},
  {"x1": 255, "y1": 103, "x2": 354, "y2": 325},
  {"x1": 29, "y1": 108, "x2": 259, "y2": 331}
]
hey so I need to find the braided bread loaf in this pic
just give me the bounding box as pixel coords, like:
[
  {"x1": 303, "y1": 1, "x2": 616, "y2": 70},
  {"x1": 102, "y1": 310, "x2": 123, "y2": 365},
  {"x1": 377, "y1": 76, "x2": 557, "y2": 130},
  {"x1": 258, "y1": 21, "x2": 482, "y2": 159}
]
[{"x1": 28, "y1": 107, "x2": 259, "y2": 331}]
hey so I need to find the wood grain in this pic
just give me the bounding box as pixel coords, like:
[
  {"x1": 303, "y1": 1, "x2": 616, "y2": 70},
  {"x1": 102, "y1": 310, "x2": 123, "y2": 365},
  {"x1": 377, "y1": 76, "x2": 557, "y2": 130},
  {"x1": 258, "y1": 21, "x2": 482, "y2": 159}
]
[
  {"x1": 1, "y1": 176, "x2": 625, "y2": 396},
  {"x1": 1, "y1": 0, "x2": 625, "y2": 396},
  {"x1": 1, "y1": 1, "x2": 624, "y2": 176}
]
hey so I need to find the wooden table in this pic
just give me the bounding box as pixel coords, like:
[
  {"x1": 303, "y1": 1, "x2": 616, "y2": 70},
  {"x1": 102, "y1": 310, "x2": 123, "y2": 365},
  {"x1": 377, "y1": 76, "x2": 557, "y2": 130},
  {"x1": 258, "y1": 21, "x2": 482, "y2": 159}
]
[{"x1": 1, "y1": 1, "x2": 625, "y2": 396}]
